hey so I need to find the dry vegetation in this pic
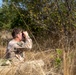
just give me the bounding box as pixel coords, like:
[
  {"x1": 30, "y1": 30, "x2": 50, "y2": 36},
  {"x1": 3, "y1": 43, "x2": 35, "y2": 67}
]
[
  {"x1": 0, "y1": 31, "x2": 76, "y2": 75},
  {"x1": 0, "y1": 48, "x2": 63, "y2": 75}
]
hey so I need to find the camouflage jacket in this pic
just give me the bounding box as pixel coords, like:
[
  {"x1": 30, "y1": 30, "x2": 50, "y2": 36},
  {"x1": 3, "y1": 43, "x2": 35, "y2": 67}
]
[{"x1": 6, "y1": 36, "x2": 32, "y2": 62}]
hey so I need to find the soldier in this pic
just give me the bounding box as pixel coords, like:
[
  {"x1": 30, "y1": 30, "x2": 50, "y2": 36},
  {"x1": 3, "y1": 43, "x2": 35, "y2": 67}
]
[{"x1": 5, "y1": 28, "x2": 32, "y2": 64}]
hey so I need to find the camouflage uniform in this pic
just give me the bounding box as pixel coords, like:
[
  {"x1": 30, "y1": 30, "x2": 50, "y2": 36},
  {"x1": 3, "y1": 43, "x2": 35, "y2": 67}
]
[{"x1": 6, "y1": 36, "x2": 32, "y2": 63}]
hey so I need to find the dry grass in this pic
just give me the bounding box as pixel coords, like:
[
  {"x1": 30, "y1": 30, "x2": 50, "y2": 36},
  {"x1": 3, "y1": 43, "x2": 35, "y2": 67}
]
[
  {"x1": 0, "y1": 46, "x2": 76, "y2": 75},
  {"x1": 0, "y1": 31, "x2": 76, "y2": 75},
  {"x1": 0, "y1": 46, "x2": 6, "y2": 58},
  {"x1": 0, "y1": 47, "x2": 63, "y2": 75}
]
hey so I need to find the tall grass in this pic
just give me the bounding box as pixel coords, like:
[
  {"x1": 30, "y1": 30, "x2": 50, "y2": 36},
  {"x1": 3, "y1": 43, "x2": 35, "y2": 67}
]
[{"x1": 0, "y1": 30, "x2": 76, "y2": 75}]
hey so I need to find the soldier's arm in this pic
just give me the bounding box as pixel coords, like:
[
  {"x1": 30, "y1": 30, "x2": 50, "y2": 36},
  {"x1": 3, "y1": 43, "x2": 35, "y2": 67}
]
[{"x1": 22, "y1": 31, "x2": 32, "y2": 49}]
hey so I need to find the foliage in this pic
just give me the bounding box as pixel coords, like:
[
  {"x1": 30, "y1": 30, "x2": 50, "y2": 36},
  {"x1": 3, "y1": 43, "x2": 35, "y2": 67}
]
[
  {"x1": 0, "y1": 0, "x2": 76, "y2": 38},
  {"x1": 55, "y1": 49, "x2": 62, "y2": 67}
]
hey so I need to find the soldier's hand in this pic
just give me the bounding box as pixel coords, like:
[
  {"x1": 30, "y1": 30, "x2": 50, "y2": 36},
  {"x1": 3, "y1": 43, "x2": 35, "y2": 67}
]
[{"x1": 23, "y1": 31, "x2": 29, "y2": 38}]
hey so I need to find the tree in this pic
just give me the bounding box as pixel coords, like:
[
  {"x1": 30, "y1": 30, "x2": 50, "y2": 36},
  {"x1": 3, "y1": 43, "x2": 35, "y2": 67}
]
[{"x1": 1, "y1": 0, "x2": 76, "y2": 37}]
